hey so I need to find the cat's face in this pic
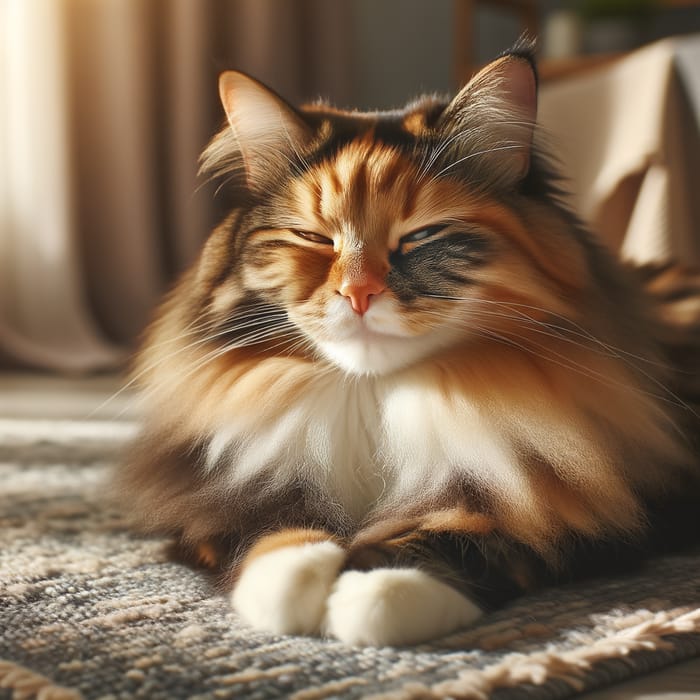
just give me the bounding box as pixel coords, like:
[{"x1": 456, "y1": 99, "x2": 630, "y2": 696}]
[
  {"x1": 242, "y1": 144, "x2": 496, "y2": 374},
  {"x1": 200, "y1": 52, "x2": 585, "y2": 376}
]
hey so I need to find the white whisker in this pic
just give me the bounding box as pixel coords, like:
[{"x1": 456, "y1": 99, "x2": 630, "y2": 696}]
[
  {"x1": 87, "y1": 305, "x2": 294, "y2": 419},
  {"x1": 413, "y1": 302, "x2": 697, "y2": 416},
  {"x1": 433, "y1": 144, "x2": 525, "y2": 179}
]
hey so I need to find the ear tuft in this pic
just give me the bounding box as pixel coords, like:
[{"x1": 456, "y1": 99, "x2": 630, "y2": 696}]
[
  {"x1": 499, "y1": 36, "x2": 538, "y2": 83},
  {"x1": 437, "y1": 45, "x2": 538, "y2": 186}
]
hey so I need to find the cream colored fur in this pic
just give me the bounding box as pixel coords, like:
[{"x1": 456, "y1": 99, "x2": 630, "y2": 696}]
[
  {"x1": 231, "y1": 543, "x2": 482, "y2": 645},
  {"x1": 231, "y1": 542, "x2": 345, "y2": 636},
  {"x1": 325, "y1": 568, "x2": 483, "y2": 646}
]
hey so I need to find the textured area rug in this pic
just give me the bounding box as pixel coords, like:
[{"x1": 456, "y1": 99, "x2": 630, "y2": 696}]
[{"x1": 2, "y1": 417, "x2": 700, "y2": 700}]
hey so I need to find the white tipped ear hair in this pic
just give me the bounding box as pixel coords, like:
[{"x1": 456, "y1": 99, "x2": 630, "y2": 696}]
[
  {"x1": 218, "y1": 71, "x2": 312, "y2": 187},
  {"x1": 440, "y1": 48, "x2": 538, "y2": 183}
]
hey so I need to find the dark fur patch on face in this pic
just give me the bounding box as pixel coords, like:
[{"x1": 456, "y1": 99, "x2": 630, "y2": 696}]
[
  {"x1": 388, "y1": 231, "x2": 491, "y2": 302},
  {"x1": 295, "y1": 107, "x2": 446, "y2": 185},
  {"x1": 207, "y1": 294, "x2": 296, "y2": 350}
]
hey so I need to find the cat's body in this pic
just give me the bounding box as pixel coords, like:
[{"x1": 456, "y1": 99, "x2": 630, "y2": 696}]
[{"x1": 118, "y1": 44, "x2": 700, "y2": 646}]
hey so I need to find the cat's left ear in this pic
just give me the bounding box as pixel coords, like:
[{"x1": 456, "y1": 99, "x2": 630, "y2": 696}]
[
  {"x1": 438, "y1": 46, "x2": 538, "y2": 183},
  {"x1": 218, "y1": 71, "x2": 312, "y2": 187}
]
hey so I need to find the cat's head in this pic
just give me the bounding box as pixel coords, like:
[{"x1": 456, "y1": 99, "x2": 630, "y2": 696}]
[{"x1": 197, "y1": 44, "x2": 587, "y2": 376}]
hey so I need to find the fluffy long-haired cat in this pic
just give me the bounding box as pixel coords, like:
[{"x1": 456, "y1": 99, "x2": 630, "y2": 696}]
[{"x1": 117, "y1": 42, "x2": 700, "y2": 646}]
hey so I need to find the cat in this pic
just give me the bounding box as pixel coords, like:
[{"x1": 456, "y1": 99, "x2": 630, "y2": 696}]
[{"x1": 116, "y1": 41, "x2": 700, "y2": 647}]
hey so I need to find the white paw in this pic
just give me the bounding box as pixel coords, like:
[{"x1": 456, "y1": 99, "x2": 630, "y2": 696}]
[
  {"x1": 324, "y1": 568, "x2": 482, "y2": 646},
  {"x1": 232, "y1": 541, "x2": 345, "y2": 636}
]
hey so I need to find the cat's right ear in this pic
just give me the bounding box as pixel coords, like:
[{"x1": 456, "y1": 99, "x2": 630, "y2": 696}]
[
  {"x1": 218, "y1": 71, "x2": 312, "y2": 187},
  {"x1": 437, "y1": 48, "x2": 538, "y2": 185}
]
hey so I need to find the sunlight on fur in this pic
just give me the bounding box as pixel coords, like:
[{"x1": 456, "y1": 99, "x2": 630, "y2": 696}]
[{"x1": 115, "y1": 40, "x2": 700, "y2": 647}]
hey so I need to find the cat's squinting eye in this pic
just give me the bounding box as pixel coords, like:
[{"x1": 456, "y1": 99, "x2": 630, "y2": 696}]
[
  {"x1": 293, "y1": 230, "x2": 334, "y2": 245},
  {"x1": 399, "y1": 224, "x2": 447, "y2": 246}
]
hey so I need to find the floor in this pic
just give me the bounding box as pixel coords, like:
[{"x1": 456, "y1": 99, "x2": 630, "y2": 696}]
[
  {"x1": 1, "y1": 371, "x2": 699, "y2": 699},
  {"x1": 0, "y1": 371, "x2": 137, "y2": 420},
  {"x1": 581, "y1": 659, "x2": 700, "y2": 699}
]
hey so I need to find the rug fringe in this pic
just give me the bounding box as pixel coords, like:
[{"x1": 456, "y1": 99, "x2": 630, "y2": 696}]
[
  {"x1": 0, "y1": 660, "x2": 83, "y2": 700},
  {"x1": 368, "y1": 607, "x2": 700, "y2": 700}
]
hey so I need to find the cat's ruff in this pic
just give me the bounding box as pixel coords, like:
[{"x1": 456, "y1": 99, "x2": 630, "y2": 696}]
[{"x1": 198, "y1": 338, "x2": 671, "y2": 542}]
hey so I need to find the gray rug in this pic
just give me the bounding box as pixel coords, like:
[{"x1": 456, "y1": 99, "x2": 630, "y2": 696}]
[{"x1": 2, "y1": 417, "x2": 700, "y2": 700}]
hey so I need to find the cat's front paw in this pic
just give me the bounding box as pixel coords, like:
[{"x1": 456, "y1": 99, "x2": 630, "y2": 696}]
[
  {"x1": 232, "y1": 541, "x2": 345, "y2": 636},
  {"x1": 324, "y1": 568, "x2": 482, "y2": 646}
]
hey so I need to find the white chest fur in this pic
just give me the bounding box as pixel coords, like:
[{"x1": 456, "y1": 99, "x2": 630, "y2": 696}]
[{"x1": 206, "y1": 370, "x2": 531, "y2": 523}]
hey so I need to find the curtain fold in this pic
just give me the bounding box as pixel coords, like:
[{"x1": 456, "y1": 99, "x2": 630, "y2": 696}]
[{"x1": 0, "y1": 0, "x2": 123, "y2": 371}]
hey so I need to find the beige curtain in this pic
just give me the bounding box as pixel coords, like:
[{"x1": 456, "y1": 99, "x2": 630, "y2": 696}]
[{"x1": 0, "y1": 0, "x2": 352, "y2": 372}]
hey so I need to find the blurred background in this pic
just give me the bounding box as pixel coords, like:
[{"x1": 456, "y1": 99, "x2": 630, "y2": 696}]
[{"x1": 1, "y1": 0, "x2": 700, "y2": 383}]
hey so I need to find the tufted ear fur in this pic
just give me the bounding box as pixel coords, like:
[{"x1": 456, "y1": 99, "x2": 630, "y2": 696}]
[
  {"x1": 437, "y1": 47, "x2": 538, "y2": 185},
  {"x1": 217, "y1": 71, "x2": 312, "y2": 188}
]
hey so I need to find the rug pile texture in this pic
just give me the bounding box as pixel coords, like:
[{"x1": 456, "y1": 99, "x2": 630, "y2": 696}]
[{"x1": 2, "y1": 417, "x2": 700, "y2": 700}]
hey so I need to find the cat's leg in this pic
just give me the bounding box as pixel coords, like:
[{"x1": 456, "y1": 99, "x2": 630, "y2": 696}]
[
  {"x1": 227, "y1": 509, "x2": 547, "y2": 645},
  {"x1": 325, "y1": 508, "x2": 543, "y2": 646},
  {"x1": 231, "y1": 529, "x2": 346, "y2": 636},
  {"x1": 229, "y1": 524, "x2": 481, "y2": 644}
]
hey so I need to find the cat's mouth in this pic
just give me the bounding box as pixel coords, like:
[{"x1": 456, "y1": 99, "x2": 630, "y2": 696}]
[
  {"x1": 345, "y1": 319, "x2": 411, "y2": 342},
  {"x1": 294, "y1": 297, "x2": 456, "y2": 375},
  {"x1": 326, "y1": 300, "x2": 419, "y2": 341},
  {"x1": 314, "y1": 317, "x2": 457, "y2": 376},
  {"x1": 316, "y1": 334, "x2": 417, "y2": 375}
]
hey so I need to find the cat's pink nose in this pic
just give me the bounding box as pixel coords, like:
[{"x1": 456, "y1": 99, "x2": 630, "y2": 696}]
[{"x1": 338, "y1": 276, "x2": 386, "y2": 315}]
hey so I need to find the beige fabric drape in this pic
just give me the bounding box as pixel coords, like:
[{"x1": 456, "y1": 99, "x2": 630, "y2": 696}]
[
  {"x1": 539, "y1": 36, "x2": 700, "y2": 266},
  {"x1": 0, "y1": 0, "x2": 352, "y2": 372}
]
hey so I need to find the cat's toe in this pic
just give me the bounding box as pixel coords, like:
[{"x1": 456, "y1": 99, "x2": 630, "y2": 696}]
[
  {"x1": 232, "y1": 541, "x2": 345, "y2": 636},
  {"x1": 324, "y1": 568, "x2": 482, "y2": 646}
]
